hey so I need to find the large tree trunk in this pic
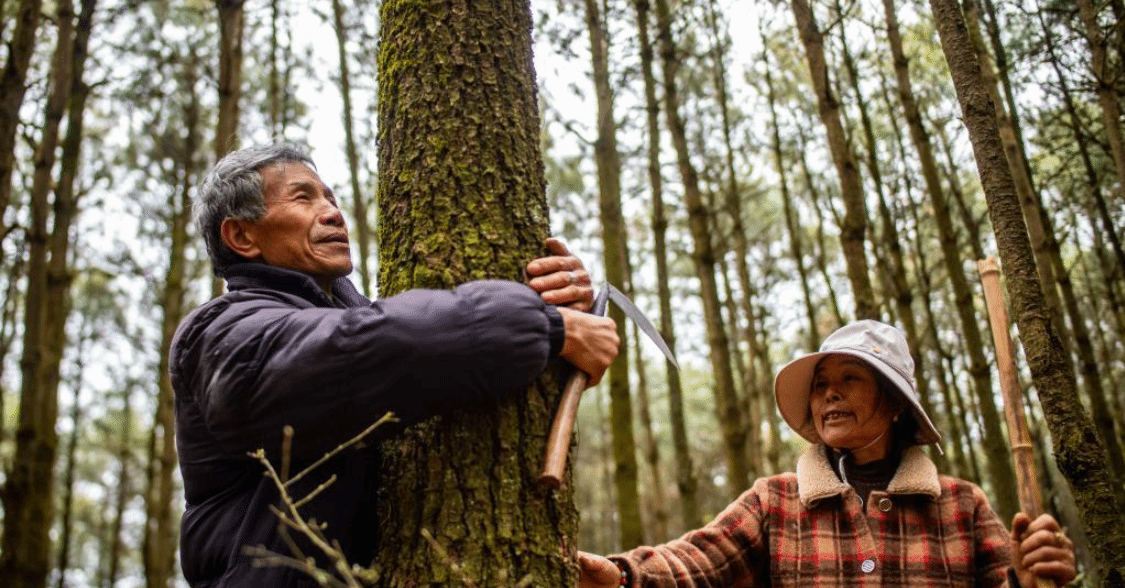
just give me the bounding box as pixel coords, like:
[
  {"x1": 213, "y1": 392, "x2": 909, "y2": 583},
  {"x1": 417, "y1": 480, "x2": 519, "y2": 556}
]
[
  {"x1": 632, "y1": 0, "x2": 699, "y2": 531},
  {"x1": 652, "y1": 0, "x2": 749, "y2": 497},
  {"x1": 332, "y1": 0, "x2": 374, "y2": 296},
  {"x1": 1, "y1": 3, "x2": 78, "y2": 585},
  {"x1": 928, "y1": 0, "x2": 1125, "y2": 584},
  {"x1": 582, "y1": 0, "x2": 644, "y2": 548},
  {"x1": 373, "y1": 2, "x2": 577, "y2": 585},
  {"x1": 789, "y1": 0, "x2": 878, "y2": 321},
  {"x1": 884, "y1": 0, "x2": 1018, "y2": 516}
]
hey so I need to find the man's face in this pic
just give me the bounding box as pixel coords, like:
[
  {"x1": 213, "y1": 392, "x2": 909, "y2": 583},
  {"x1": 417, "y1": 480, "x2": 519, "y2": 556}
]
[{"x1": 240, "y1": 161, "x2": 353, "y2": 290}]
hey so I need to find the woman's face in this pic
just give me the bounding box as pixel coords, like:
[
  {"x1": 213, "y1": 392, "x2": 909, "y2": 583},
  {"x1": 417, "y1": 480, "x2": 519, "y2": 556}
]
[{"x1": 809, "y1": 354, "x2": 897, "y2": 463}]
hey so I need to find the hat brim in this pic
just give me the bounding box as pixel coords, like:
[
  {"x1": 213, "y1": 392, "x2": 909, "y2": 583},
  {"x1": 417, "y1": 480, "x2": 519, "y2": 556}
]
[{"x1": 774, "y1": 350, "x2": 941, "y2": 446}]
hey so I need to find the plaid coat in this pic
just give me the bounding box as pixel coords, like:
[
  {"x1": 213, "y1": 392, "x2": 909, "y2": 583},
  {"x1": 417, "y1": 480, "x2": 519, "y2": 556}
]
[{"x1": 613, "y1": 444, "x2": 1015, "y2": 587}]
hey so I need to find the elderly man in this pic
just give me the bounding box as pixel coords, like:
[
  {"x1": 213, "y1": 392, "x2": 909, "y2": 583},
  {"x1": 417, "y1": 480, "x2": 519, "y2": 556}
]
[{"x1": 171, "y1": 144, "x2": 619, "y2": 587}]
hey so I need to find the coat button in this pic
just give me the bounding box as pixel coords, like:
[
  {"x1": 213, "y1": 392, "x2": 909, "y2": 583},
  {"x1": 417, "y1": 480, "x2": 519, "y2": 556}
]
[
  {"x1": 878, "y1": 497, "x2": 893, "y2": 512},
  {"x1": 861, "y1": 559, "x2": 876, "y2": 573}
]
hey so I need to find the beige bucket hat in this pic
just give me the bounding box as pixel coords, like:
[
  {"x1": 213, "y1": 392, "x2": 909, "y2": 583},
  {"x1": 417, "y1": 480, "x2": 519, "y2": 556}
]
[{"x1": 774, "y1": 320, "x2": 942, "y2": 446}]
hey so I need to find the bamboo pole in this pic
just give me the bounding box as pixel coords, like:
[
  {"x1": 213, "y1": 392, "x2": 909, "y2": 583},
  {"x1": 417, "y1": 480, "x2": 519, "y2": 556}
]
[{"x1": 978, "y1": 257, "x2": 1054, "y2": 588}]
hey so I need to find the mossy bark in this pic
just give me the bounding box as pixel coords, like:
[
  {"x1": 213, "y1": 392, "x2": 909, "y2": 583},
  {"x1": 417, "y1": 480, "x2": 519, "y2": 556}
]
[
  {"x1": 929, "y1": 0, "x2": 1125, "y2": 584},
  {"x1": 374, "y1": 2, "x2": 577, "y2": 586}
]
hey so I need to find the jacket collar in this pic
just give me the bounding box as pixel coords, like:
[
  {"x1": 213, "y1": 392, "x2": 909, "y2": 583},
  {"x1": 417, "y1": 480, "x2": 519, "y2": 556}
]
[
  {"x1": 796, "y1": 443, "x2": 941, "y2": 507},
  {"x1": 222, "y1": 263, "x2": 370, "y2": 308}
]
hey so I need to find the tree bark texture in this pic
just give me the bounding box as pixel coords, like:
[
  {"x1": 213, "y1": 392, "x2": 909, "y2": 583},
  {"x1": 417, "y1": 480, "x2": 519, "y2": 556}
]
[
  {"x1": 0, "y1": 0, "x2": 44, "y2": 231},
  {"x1": 1, "y1": 2, "x2": 77, "y2": 585},
  {"x1": 928, "y1": 0, "x2": 1125, "y2": 584},
  {"x1": 581, "y1": 0, "x2": 645, "y2": 548},
  {"x1": 789, "y1": 0, "x2": 878, "y2": 321},
  {"x1": 653, "y1": 0, "x2": 749, "y2": 497},
  {"x1": 374, "y1": 2, "x2": 577, "y2": 586},
  {"x1": 633, "y1": 0, "x2": 699, "y2": 530}
]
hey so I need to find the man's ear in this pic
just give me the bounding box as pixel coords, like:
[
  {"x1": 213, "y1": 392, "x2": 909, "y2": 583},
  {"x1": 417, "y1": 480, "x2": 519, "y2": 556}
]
[{"x1": 220, "y1": 218, "x2": 262, "y2": 260}]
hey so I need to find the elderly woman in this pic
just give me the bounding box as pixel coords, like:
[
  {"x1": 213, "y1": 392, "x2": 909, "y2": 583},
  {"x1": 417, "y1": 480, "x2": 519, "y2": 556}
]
[{"x1": 579, "y1": 320, "x2": 1076, "y2": 588}]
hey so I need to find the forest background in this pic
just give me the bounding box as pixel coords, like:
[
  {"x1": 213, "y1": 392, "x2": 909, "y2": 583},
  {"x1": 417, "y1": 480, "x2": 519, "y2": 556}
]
[{"x1": 1, "y1": 0, "x2": 1124, "y2": 586}]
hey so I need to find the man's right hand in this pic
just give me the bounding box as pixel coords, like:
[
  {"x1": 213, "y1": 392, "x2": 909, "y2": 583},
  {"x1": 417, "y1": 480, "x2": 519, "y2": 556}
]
[
  {"x1": 578, "y1": 551, "x2": 623, "y2": 588},
  {"x1": 557, "y1": 308, "x2": 619, "y2": 387}
]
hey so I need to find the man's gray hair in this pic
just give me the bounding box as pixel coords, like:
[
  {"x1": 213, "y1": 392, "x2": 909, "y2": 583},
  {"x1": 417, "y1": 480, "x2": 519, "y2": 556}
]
[{"x1": 195, "y1": 144, "x2": 316, "y2": 275}]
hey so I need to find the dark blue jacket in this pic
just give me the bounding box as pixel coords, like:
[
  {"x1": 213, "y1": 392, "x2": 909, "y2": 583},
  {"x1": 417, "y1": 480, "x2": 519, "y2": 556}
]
[{"x1": 171, "y1": 264, "x2": 565, "y2": 587}]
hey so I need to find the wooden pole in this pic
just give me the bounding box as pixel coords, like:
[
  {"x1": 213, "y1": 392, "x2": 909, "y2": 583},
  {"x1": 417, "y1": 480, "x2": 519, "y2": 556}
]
[{"x1": 978, "y1": 257, "x2": 1055, "y2": 588}]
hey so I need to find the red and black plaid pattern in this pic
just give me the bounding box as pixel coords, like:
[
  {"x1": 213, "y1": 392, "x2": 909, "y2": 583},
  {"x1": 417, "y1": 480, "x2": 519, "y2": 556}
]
[{"x1": 614, "y1": 447, "x2": 1013, "y2": 588}]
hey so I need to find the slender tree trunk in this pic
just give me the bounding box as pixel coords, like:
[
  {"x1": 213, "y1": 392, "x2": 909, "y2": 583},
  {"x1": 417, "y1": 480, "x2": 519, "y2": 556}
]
[
  {"x1": 1039, "y1": 8, "x2": 1125, "y2": 480},
  {"x1": 703, "y1": 0, "x2": 764, "y2": 472},
  {"x1": 55, "y1": 363, "x2": 84, "y2": 588},
  {"x1": 631, "y1": 324, "x2": 669, "y2": 541},
  {"x1": 106, "y1": 391, "x2": 133, "y2": 588},
  {"x1": 633, "y1": 0, "x2": 698, "y2": 530},
  {"x1": 963, "y1": 0, "x2": 1071, "y2": 355},
  {"x1": 582, "y1": 0, "x2": 644, "y2": 547},
  {"x1": 212, "y1": 0, "x2": 244, "y2": 298},
  {"x1": 796, "y1": 127, "x2": 846, "y2": 328},
  {"x1": 374, "y1": 2, "x2": 577, "y2": 584},
  {"x1": 763, "y1": 49, "x2": 818, "y2": 351},
  {"x1": 931, "y1": 117, "x2": 987, "y2": 260},
  {"x1": 789, "y1": 0, "x2": 877, "y2": 321},
  {"x1": 0, "y1": 0, "x2": 44, "y2": 240},
  {"x1": 268, "y1": 0, "x2": 281, "y2": 137},
  {"x1": 143, "y1": 48, "x2": 197, "y2": 588},
  {"x1": 332, "y1": 0, "x2": 373, "y2": 296},
  {"x1": 1, "y1": 3, "x2": 78, "y2": 585},
  {"x1": 929, "y1": 0, "x2": 1125, "y2": 583},
  {"x1": 882, "y1": 0, "x2": 1019, "y2": 518},
  {"x1": 653, "y1": 0, "x2": 748, "y2": 496},
  {"x1": 1078, "y1": 0, "x2": 1125, "y2": 203}
]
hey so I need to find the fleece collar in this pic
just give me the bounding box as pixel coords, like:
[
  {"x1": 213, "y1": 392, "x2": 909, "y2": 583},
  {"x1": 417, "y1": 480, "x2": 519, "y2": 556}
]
[{"x1": 796, "y1": 444, "x2": 941, "y2": 507}]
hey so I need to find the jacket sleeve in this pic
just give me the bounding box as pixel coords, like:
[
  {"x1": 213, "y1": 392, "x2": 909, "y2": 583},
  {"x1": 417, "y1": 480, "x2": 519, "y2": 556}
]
[
  {"x1": 174, "y1": 279, "x2": 563, "y2": 462},
  {"x1": 970, "y1": 484, "x2": 1018, "y2": 588},
  {"x1": 611, "y1": 479, "x2": 770, "y2": 588}
]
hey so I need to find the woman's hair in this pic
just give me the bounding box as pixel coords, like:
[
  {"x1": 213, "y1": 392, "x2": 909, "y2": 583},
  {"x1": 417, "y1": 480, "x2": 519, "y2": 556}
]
[{"x1": 195, "y1": 144, "x2": 316, "y2": 275}]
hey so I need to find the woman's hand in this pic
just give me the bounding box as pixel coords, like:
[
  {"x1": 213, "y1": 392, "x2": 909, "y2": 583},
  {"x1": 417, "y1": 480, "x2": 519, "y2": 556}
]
[
  {"x1": 1010, "y1": 513, "x2": 1076, "y2": 588},
  {"x1": 527, "y1": 237, "x2": 594, "y2": 312},
  {"x1": 578, "y1": 551, "x2": 624, "y2": 588}
]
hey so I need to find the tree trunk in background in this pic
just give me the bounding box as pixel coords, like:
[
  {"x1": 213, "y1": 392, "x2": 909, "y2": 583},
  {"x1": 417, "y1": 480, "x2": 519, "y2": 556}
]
[
  {"x1": 55, "y1": 362, "x2": 84, "y2": 588},
  {"x1": 931, "y1": 118, "x2": 987, "y2": 261},
  {"x1": 107, "y1": 390, "x2": 133, "y2": 588},
  {"x1": 0, "y1": 0, "x2": 44, "y2": 242},
  {"x1": 836, "y1": 0, "x2": 948, "y2": 472},
  {"x1": 704, "y1": 0, "x2": 764, "y2": 475},
  {"x1": 789, "y1": 0, "x2": 877, "y2": 321},
  {"x1": 1077, "y1": 0, "x2": 1125, "y2": 204},
  {"x1": 929, "y1": 0, "x2": 1125, "y2": 584},
  {"x1": 144, "y1": 48, "x2": 197, "y2": 588},
  {"x1": 653, "y1": 0, "x2": 749, "y2": 497},
  {"x1": 963, "y1": 0, "x2": 1071, "y2": 356},
  {"x1": 268, "y1": 0, "x2": 281, "y2": 137},
  {"x1": 763, "y1": 47, "x2": 818, "y2": 351},
  {"x1": 884, "y1": 0, "x2": 1019, "y2": 519},
  {"x1": 582, "y1": 0, "x2": 644, "y2": 547},
  {"x1": 1, "y1": 3, "x2": 77, "y2": 586},
  {"x1": 631, "y1": 325, "x2": 669, "y2": 541},
  {"x1": 212, "y1": 0, "x2": 244, "y2": 298},
  {"x1": 1039, "y1": 7, "x2": 1125, "y2": 483},
  {"x1": 374, "y1": 1, "x2": 577, "y2": 585},
  {"x1": 633, "y1": 0, "x2": 699, "y2": 530},
  {"x1": 796, "y1": 126, "x2": 846, "y2": 328},
  {"x1": 332, "y1": 0, "x2": 374, "y2": 296}
]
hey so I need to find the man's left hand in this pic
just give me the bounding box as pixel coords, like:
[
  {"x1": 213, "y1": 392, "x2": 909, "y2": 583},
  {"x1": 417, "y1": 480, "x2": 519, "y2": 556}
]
[{"x1": 527, "y1": 237, "x2": 593, "y2": 312}]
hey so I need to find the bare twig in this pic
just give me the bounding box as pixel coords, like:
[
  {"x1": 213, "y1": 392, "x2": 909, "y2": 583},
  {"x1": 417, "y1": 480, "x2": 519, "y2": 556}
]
[{"x1": 285, "y1": 412, "x2": 398, "y2": 488}]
